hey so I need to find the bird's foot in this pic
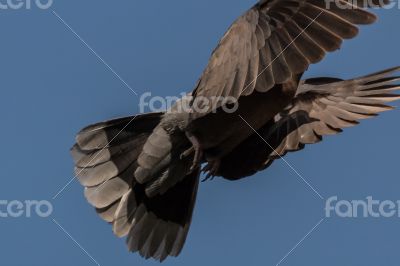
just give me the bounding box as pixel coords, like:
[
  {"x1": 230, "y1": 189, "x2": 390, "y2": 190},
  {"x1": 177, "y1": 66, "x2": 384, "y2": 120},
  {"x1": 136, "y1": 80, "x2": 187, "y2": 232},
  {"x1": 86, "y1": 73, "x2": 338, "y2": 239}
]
[{"x1": 201, "y1": 159, "x2": 220, "y2": 182}]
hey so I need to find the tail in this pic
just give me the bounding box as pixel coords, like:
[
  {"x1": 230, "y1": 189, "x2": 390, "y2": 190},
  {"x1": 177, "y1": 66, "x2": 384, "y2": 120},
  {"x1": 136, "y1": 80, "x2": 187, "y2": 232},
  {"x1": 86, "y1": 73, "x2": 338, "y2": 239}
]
[{"x1": 71, "y1": 112, "x2": 199, "y2": 261}]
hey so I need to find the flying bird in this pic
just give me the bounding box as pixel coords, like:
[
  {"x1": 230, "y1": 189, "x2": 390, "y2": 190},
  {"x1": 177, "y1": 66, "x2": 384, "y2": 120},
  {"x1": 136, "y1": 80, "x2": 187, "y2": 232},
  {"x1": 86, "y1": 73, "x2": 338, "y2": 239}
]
[{"x1": 71, "y1": 0, "x2": 399, "y2": 261}]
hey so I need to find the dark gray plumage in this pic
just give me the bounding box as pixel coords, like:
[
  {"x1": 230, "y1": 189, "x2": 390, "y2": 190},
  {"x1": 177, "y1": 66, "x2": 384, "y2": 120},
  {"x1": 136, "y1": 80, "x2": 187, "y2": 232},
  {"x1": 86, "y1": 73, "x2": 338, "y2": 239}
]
[{"x1": 71, "y1": 0, "x2": 398, "y2": 262}]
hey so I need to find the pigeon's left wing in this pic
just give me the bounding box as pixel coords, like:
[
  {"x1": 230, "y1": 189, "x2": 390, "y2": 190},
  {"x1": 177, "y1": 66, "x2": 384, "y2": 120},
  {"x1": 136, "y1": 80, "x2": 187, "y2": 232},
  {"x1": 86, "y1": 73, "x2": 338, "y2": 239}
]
[{"x1": 217, "y1": 67, "x2": 400, "y2": 180}]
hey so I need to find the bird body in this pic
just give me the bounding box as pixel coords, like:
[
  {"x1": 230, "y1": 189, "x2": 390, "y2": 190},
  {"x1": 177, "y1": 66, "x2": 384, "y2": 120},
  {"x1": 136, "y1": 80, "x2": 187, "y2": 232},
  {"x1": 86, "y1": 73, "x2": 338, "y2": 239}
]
[
  {"x1": 186, "y1": 74, "x2": 300, "y2": 160},
  {"x1": 71, "y1": 0, "x2": 399, "y2": 261}
]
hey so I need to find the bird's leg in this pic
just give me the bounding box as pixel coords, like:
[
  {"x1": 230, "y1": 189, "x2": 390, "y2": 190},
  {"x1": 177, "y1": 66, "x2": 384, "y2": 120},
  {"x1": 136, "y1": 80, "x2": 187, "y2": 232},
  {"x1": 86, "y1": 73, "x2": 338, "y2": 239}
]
[{"x1": 182, "y1": 132, "x2": 203, "y2": 171}]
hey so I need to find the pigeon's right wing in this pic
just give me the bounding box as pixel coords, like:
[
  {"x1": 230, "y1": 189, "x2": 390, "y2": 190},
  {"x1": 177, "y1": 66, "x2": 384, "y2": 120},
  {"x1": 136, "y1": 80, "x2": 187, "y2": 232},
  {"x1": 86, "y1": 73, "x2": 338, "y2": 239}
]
[
  {"x1": 190, "y1": 0, "x2": 389, "y2": 119},
  {"x1": 217, "y1": 67, "x2": 400, "y2": 180}
]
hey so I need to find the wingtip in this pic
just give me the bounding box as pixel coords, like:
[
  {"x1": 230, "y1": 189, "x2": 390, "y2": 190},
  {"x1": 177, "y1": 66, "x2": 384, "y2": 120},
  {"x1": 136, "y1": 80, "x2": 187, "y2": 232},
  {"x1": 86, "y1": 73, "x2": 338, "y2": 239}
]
[
  {"x1": 383, "y1": 66, "x2": 400, "y2": 73},
  {"x1": 366, "y1": 12, "x2": 378, "y2": 24}
]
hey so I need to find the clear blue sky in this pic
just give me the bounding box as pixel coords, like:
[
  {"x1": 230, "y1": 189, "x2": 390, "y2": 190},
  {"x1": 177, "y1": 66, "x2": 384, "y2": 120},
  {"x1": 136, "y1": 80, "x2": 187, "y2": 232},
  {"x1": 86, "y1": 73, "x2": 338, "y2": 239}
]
[{"x1": 1, "y1": 1, "x2": 400, "y2": 265}]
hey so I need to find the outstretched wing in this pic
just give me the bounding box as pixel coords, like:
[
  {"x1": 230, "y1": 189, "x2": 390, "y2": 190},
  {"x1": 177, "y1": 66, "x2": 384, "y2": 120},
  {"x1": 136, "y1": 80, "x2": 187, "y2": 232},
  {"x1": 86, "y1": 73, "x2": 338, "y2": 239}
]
[
  {"x1": 191, "y1": 0, "x2": 388, "y2": 118},
  {"x1": 272, "y1": 66, "x2": 400, "y2": 156},
  {"x1": 217, "y1": 67, "x2": 400, "y2": 180}
]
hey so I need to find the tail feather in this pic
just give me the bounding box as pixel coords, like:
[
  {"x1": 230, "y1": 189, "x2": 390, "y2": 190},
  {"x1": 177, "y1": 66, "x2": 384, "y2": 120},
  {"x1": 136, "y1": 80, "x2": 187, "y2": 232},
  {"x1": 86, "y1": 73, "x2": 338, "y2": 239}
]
[
  {"x1": 75, "y1": 150, "x2": 138, "y2": 187},
  {"x1": 84, "y1": 166, "x2": 133, "y2": 208},
  {"x1": 72, "y1": 137, "x2": 146, "y2": 168},
  {"x1": 134, "y1": 119, "x2": 194, "y2": 197},
  {"x1": 71, "y1": 113, "x2": 162, "y2": 187},
  {"x1": 71, "y1": 111, "x2": 199, "y2": 262},
  {"x1": 126, "y1": 171, "x2": 199, "y2": 261},
  {"x1": 96, "y1": 201, "x2": 119, "y2": 223},
  {"x1": 75, "y1": 113, "x2": 162, "y2": 150},
  {"x1": 134, "y1": 126, "x2": 173, "y2": 183}
]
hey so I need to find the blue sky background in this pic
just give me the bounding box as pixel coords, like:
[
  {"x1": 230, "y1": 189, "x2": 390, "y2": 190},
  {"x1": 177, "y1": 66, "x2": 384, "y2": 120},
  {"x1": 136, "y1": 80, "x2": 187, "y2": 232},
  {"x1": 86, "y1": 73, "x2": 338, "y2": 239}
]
[{"x1": 1, "y1": 1, "x2": 400, "y2": 265}]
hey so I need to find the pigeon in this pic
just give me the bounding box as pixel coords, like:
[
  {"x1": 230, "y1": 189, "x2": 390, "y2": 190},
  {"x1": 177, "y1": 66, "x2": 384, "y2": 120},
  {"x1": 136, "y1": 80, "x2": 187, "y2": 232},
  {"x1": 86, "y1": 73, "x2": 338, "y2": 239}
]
[{"x1": 71, "y1": 0, "x2": 400, "y2": 261}]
